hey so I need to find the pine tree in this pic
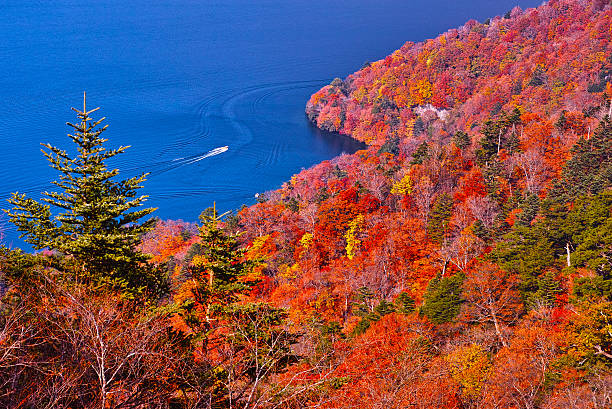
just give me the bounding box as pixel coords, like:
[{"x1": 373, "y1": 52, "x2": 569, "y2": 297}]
[
  {"x1": 410, "y1": 141, "x2": 429, "y2": 164},
  {"x1": 394, "y1": 292, "x2": 416, "y2": 315},
  {"x1": 550, "y1": 117, "x2": 611, "y2": 201},
  {"x1": 5, "y1": 94, "x2": 161, "y2": 296},
  {"x1": 516, "y1": 193, "x2": 540, "y2": 227},
  {"x1": 175, "y1": 207, "x2": 295, "y2": 406},
  {"x1": 453, "y1": 130, "x2": 471, "y2": 150},
  {"x1": 493, "y1": 224, "x2": 556, "y2": 305},
  {"x1": 182, "y1": 204, "x2": 260, "y2": 331},
  {"x1": 471, "y1": 219, "x2": 489, "y2": 241},
  {"x1": 420, "y1": 272, "x2": 464, "y2": 324},
  {"x1": 528, "y1": 272, "x2": 561, "y2": 309},
  {"x1": 377, "y1": 135, "x2": 400, "y2": 156},
  {"x1": 427, "y1": 193, "x2": 453, "y2": 244}
]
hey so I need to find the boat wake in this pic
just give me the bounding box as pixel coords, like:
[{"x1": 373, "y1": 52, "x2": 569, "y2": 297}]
[{"x1": 172, "y1": 145, "x2": 229, "y2": 165}]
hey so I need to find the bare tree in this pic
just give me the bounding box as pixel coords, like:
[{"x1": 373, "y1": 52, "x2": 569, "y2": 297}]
[
  {"x1": 467, "y1": 196, "x2": 499, "y2": 229},
  {"x1": 461, "y1": 262, "x2": 523, "y2": 347},
  {"x1": 513, "y1": 148, "x2": 549, "y2": 195},
  {"x1": 0, "y1": 274, "x2": 179, "y2": 409}
]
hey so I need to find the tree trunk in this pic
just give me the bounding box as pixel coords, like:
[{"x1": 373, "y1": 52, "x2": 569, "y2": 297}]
[{"x1": 492, "y1": 314, "x2": 508, "y2": 347}]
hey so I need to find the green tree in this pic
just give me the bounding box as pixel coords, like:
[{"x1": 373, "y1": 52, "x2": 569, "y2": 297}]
[
  {"x1": 181, "y1": 205, "x2": 260, "y2": 332},
  {"x1": 529, "y1": 65, "x2": 546, "y2": 87},
  {"x1": 493, "y1": 224, "x2": 555, "y2": 304},
  {"x1": 5, "y1": 95, "x2": 161, "y2": 297},
  {"x1": 564, "y1": 191, "x2": 612, "y2": 300},
  {"x1": 410, "y1": 141, "x2": 429, "y2": 164},
  {"x1": 351, "y1": 287, "x2": 396, "y2": 336},
  {"x1": 175, "y1": 207, "x2": 296, "y2": 407},
  {"x1": 528, "y1": 271, "x2": 561, "y2": 308},
  {"x1": 476, "y1": 108, "x2": 521, "y2": 164},
  {"x1": 516, "y1": 193, "x2": 540, "y2": 227},
  {"x1": 394, "y1": 292, "x2": 416, "y2": 315},
  {"x1": 378, "y1": 135, "x2": 400, "y2": 156},
  {"x1": 421, "y1": 273, "x2": 464, "y2": 324},
  {"x1": 453, "y1": 130, "x2": 471, "y2": 150},
  {"x1": 550, "y1": 117, "x2": 611, "y2": 201},
  {"x1": 566, "y1": 191, "x2": 612, "y2": 278},
  {"x1": 428, "y1": 193, "x2": 453, "y2": 244}
]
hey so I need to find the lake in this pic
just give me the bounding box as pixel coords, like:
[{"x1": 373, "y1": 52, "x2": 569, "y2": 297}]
[{"x1": 0, "y1": 0, "x2": 540, "y2": 248}]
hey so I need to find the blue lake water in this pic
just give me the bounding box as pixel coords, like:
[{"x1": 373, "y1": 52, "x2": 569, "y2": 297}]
[{"x1": 0, "y1": 0, "x2": 540, "y2": 248}]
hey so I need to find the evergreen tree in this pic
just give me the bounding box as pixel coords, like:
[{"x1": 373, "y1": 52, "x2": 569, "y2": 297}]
[
  {"x1": 427, "y1": 193, "x2": 453, "y2": 244},
  {"x1": 352, "y1": 286, "x2": 376, "y2": 319},
  {"x1": 550, "y1": 117, "x2": 611, "y2": 201},
  {"x1": 476, "y1": 109, "x2": 521, "y2": 164},
  {"x1": 516, "y1": 193, "x2": 540, "y2": 227},
  {"x1": 528, "y1": 271, "x2": 561, "y2": 309},
  {"x1": 5, "y1": 95, "x2": 161, "y2": 296},
  {"x1": 529, "y1": 65, "x2": 546, "y2": 87},
  {"x1": 378, "y1": 135, "x2": 400, "y2": 156},
  {"x1": 453, "y1": 130, "x2": 471, "y2": 150},
  {"x1": 493, "y1": 224, "x2": 556, "y2": 305},
  {"x1": 351, "y1": 287, "x2": 397, "y2": 336},
  {"x1": 471, "y1": 219, "x2": 490, "y2": 241},
  {"x1": 505, "y1": 130, "x2": 520, "y2": 154},
  {"x1": 394, "y1": 292, "x2": 416, "y2": 315},
  {"x1": 182, "y1": 205, "x2": 260, "y2": 331},
  {"x1": 352, "y1": 298, "x2": 395, "y2": 336},
  {"x1": 413, "y1": 116, "x2": 425, "y2": 135},
  {"x1": 176, "y1": 205, "x2": 295, "y2": 407},
  {"x1": 565, "y1": 191, "x2": 612, "y2": 299},
  {"x1": 570, "y1": 192, "x2": 612, "y2": 279},
  {"x1": 374, "y1": 299, "x2": 395, "y2": 317},
  {"x1": 476, "y1": 119, "x2": 504, "y2": 164},
  {"x1": 410, "y1": 141, "x2": 429, "y2": 164},
  {"x1": 421, "y1": 273, "x2": 464, "y2": 324},
  {"x1": 555, "y1": 110, "x2": 568, "y2": 131}
]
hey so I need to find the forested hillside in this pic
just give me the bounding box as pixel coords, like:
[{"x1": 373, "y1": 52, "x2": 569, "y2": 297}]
[{"x1": 1, "y1": 0, "x2": 611, "y2": 407}]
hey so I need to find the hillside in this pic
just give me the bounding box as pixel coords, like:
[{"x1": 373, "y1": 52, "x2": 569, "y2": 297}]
[
  {"x1": 307, "y1": 0, "x2": 611, "y2": 147},
  {"x1": 1, "y1": 0, "x2": 611, "y2": 407},
  {"x1": 232, "y1": 0, "x2": 612, "y2": 406}
]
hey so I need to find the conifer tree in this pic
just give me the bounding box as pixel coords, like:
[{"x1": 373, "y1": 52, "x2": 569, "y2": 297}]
[
  {"x1": 394, "y1": 292, "x2": 416, "y2": 315},
  {"x1": 427, "y1": 193, "x2": 453, "y2": 244},
  {"x1": 182, "y1": 204, "x2": 260, "y2": 331},
  {"x1": 5, "y1": 94, "x2": 160, "y2": 295},
  {"x1": 453, "y1": 130, "x2": 471, "y2": 150},
  {"x1": 551, "y1": 116, "x2": 611, "y2": 201},
  {"x1": 421, "y1": 272, "x2": 464, "y2": 324},
  {"x1": 516, "y1": 193, "x2": 540, "y2": 227},
  {"x1": 410, "y1": 141, "x2": 429, "y2": 164},
  {"x1": 528, "y1": 272, "x2": 561, "y2": 309}
]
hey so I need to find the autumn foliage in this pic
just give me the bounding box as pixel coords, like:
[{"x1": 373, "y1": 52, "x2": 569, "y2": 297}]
[{"x1": 1, "y1": 0, "x2": 612, "y2": 407}]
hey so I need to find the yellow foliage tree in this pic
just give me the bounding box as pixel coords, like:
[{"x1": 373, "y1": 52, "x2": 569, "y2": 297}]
[
  {"x1": 446, "y1": 344, "x2": 491, "y2": 399},
  {"x1": 391, "y1": 174, "x2": 413, "y2": 196},
  {"x1": 345, "y1": 215, "x2": 365, "y2": 260},
  {"x1": 410, "y1": 79, "x2": 433, "y2": 105}
]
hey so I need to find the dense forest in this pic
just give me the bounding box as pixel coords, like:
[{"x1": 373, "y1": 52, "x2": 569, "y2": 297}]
[{"x1": 1, "y1": 0, "x2": 611, "y2": 407}]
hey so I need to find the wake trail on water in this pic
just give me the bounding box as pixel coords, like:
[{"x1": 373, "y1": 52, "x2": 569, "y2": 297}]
[
  {"x1": 173, "y1": 145, "x2": 229, "y2": 165},
  {"x1": 143, "y1": 146, "x2": 229, "y2": 176}
]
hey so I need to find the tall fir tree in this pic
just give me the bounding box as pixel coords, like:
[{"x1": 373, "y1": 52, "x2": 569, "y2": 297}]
[
  {"x1": 5, "y1": 94, "x2": 162, "y2": 296},
  {"x1": 181, "y1": 204, "x2": 261, "y2": 333}
]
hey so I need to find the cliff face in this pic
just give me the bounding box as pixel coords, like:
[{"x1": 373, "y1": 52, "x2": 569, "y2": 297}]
[{"x1": 306, "y1": 0, "x2": 611, "y2": 146}]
